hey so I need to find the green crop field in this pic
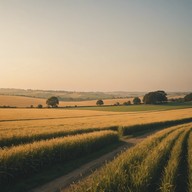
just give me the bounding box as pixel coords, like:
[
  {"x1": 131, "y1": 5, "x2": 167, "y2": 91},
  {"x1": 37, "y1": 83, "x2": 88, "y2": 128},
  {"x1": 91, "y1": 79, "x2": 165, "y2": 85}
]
[
  {"x1": 79, "y1": 102, "x2": 192, "y2": 112},
  {"x1": 69, "y1": 123, "x2": 192, "y2": 192}
]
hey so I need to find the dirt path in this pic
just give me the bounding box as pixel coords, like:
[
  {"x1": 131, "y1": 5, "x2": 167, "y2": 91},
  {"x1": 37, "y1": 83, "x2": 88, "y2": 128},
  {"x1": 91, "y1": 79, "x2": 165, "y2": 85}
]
[{"x1": 31, "y1": 132, "x2": 155, "y2": 192}]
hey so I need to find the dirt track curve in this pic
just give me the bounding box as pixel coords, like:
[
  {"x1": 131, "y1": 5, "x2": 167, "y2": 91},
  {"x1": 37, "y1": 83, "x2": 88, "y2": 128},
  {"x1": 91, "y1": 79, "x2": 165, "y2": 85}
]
[{"x1": 31, "y1": 132, "x2": 155, "y2": 192}]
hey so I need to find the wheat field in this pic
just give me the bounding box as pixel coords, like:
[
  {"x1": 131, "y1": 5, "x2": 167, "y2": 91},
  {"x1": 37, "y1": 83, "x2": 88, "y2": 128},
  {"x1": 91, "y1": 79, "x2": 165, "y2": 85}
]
[
  {"x1": 0, "y1": 107, "x2": 191, "y2": 191},
  {"x1": 0, "y1": 95, "x2": 136, "y2": 107},
  {"x1": 0, "y1": 95, "x2": 185, "y2": 108},
  {"x1": 0, "y1": 108, "x2": 191, "y2": 129},
  {"x1": 69, "y1": 123, "x2": 192, "y2": 192}
]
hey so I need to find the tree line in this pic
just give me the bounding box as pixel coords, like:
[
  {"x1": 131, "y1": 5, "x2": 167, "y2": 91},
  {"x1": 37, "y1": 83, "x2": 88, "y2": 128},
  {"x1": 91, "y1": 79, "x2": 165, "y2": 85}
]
[{"x1": 42, "y1": 91, "x2": 192, "y2": 108}]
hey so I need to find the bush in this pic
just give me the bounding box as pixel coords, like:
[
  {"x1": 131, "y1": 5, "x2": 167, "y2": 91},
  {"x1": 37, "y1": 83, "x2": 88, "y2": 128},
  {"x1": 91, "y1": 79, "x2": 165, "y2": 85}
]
[
  {"x1": 37, "y1": 104, "x2": 43, "y2": 108},
  {"x1": 123, "y1": 101, "x2": 131, "y2": 105}
]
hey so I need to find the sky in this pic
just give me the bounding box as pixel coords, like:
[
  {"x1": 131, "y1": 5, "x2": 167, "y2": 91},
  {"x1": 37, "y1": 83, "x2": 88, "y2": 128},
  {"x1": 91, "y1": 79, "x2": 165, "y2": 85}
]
[{"x1": 0, "y1": 0, "x2": 191, "y2": 92}]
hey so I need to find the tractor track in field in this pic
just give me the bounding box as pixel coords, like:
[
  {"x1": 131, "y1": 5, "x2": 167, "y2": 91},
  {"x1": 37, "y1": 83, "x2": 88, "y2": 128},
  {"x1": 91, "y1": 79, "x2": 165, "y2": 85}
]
[{"x1": 31, "y1": 131, "x2": 156, "y2": 192}]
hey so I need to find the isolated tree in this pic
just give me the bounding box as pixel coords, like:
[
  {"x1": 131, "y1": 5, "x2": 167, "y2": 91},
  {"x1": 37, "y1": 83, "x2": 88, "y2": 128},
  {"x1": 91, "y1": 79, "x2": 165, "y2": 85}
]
[
  {"x1": 184, "y1": 93, "x2": 192, "y2": 102},
  {"x1": 37, "y1": 104, "x2": 43, "y2": 108},
  {"x1": 143, "y1": 91, "x2": 168, "y2": 104},
  {"x1": 46, "y1": 96, "x2": 59, "y2": 108},
  {"x1": 96, "y1": 99, "x2": 104, "y2": 106},
  {"x1": 133, "y1": 97, "x2": 141, "y2": 105}
]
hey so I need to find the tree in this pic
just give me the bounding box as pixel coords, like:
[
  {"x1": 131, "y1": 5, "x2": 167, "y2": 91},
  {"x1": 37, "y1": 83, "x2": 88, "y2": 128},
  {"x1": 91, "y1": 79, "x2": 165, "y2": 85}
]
[
  {"x1": 96, "y1": 99, "x2": 104, "y2": 106},
  {"x1": 133, "y1": 97, "x2": 141, "y2": 105},
  {"x1": 37, "y1": 104, "x2": 43, "y2": 108},
  {"x1": 184, "y1": 93, "x2": 192, "y2": 102},
  {"x1": 143, "y1": 91, "x2": 168, "y2": 104},
  {"x1": 46, "y1": 96, "x2": 59, "y2": 108}
]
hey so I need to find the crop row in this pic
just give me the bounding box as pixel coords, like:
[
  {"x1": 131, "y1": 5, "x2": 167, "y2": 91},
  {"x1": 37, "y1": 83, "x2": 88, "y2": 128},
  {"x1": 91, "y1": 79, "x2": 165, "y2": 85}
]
[
  {"x1": 188, "y1": 132, "x2": 192, "y2": 192},
  {"x1": 0, "y1": 126, "x2": 118, "y2": 148},
  {"x1": 118, "y1": 117, "x2": 192, "y2": 136},
  {"x1": 159, "y1": 127, "x2": 188, "y2": 192},
  {"x1": 1, "y1": 117, "x2": 191, "y2": 148},
  {"x1": 69, "y1": 123, "x2": 192, "y2": 192},
  {"x1": 0, "y1": 130, "x2": 118, "y2": 187}
]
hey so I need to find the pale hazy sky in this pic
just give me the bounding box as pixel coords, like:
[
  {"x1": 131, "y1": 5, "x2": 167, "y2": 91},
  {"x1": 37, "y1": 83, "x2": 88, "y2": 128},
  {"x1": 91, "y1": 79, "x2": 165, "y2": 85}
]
[{"x1": 0, "y1": 0, "x2": 191, "y2": 92}]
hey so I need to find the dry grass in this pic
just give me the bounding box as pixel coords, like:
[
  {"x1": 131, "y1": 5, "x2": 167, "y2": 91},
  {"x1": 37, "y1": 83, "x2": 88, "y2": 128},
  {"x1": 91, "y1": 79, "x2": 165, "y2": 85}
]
[
  {"x1": 0, "y1": 108, "x2": 191, "y2": 130},
  {"x1": 0, "y1": 95, "x2": 46, "y2": 107},
  {"x1": 0, "y1": 108, "x2": 191, "y2": 147}
]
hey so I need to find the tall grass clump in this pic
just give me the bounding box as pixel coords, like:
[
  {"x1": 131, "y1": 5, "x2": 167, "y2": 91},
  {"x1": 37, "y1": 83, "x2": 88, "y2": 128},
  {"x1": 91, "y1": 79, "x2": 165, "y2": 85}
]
[
  {"x1": 0, "y1": 130, "x2": 118, "y2": 186},
  {"x1": 69, "y1": 123, "x2": 191, "y2": 192},
  {"x1": 159, "y1": 128, "x2": 191, "y2": 192}
]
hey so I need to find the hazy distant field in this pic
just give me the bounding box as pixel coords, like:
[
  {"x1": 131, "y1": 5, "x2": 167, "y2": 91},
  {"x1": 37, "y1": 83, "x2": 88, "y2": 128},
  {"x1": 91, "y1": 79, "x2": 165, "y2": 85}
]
[
  {"x1": 0, "y1": 95, "x2": 137, "y2": 107},
  {"x1": 0, "y1": 94, "x2": 186, "y2": 108}
]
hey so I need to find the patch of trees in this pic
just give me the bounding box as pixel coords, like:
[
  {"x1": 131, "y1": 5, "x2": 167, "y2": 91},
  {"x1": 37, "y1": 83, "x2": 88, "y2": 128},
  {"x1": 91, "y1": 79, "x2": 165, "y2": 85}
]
[
  {"x1": 123, "y1": 101, "x2": 131, "y2": 105},
  {"x1": 114, "y1": 102, "x2": 120, "y2": 106},
  {"x1": 143, "y1": 91, "x2": 168, "y2": 104},
  {"x1": 169, "y1": 98, "x2": 184, "y2": 103},
  {"x1": 96, "y1": 100, "x2": 104, "y2": 106},
  {"x1": 184, "y1": 93, "x2": 192, "y2": 102},
  {"x1": 46, "y1": 96, "x2": 59, "y2": 108}
]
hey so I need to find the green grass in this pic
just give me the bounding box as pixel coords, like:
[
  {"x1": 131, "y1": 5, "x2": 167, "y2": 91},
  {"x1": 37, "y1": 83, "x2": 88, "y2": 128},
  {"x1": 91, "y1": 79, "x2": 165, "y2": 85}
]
[{"x1": 78, "y1": 102, "x2": 192, "y2": 112}]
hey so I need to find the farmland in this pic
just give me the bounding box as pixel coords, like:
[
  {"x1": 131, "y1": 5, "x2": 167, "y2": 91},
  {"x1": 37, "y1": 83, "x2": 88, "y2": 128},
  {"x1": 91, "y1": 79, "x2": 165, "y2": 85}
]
[
  {"x1": 0, "y1": 131, "x2": 118, "y2": 186},
  {"x1": 0, "y1": 108, "x2": 192, "y2": 190},
  {"x1": 0, "y1": 94, "x2": 188, "y2": 108},
  {"x1": 0, "y1": 107, "x2": 192, "y2": 191},
  {"x1": 1, "y1": 108, "x2": 192, "y2": 148},
  {"x1": 1, "y1": 0, "x2": 191, "y2": 191},
  {"x1": 69, "y1": 123, "x2": 192, "y2": 192},
  {"x1": 80, "y1": 101, "x2": 192, "y2": 112},
  {"x1": 0, "y1": 95, "x2": 138, "y2": 108}
]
